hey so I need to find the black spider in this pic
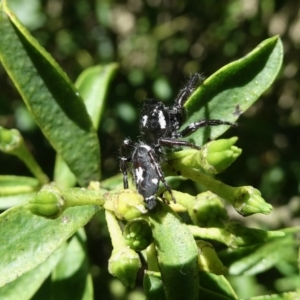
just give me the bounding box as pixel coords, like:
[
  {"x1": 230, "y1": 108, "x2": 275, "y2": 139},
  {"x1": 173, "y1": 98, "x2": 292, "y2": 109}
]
[
  {"x1": 120, "y1": 74, "x2": 237, "y2": 210},
  {"x1": 120, "y1": 139, "x2": 173, "y2": 210}
]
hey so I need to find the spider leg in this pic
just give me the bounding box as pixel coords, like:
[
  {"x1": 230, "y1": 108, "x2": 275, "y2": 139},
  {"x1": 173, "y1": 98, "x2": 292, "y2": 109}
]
[
  {"x1": 147, "y1": 149, "x2": 176, "y2": 204},
  {"x1": 180, "y1": 119, "x2": 237, "y2": 137},
  {"x1": 174, "y1": 73, "x2": 204, "y2": 109},
  {"x1": 119, "y1": 138, "x2": 135, "y2": 189},
  {"x1": 158, "y1": 138, "x2": 201, "y2": 150},
  {"x1": 120, "y1": 157, "x2": 131, "y2": 189}
]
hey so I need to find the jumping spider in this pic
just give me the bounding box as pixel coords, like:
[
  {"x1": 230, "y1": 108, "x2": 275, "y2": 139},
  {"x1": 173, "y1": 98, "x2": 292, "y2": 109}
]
[
  {"x1": 120, "y1": 74, "x2": 237, "y2": 210},
  {"x1": 120, "y1": 139, "x2": 172, "y2": 210}
]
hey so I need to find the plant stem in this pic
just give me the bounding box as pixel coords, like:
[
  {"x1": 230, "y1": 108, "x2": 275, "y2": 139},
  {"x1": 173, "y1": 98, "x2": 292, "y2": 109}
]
[{"x1": 105, "y1": 210, "x2": 126, "y2": 249}]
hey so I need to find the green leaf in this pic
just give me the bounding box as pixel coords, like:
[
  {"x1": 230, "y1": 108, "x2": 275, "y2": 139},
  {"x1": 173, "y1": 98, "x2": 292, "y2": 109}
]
[
  {"x1": 0, "y1": 192, "x2": 36, "y2": 210},
  {"x1": 0, "y1": 244, "x2": 66, "y2": 300},
  {"x1": 0, "y1": 175, "x2": 40, "y2": 196},
  {"x1": 54, "y1": 63, "x2": 118, "y2": 188},
  {"x1": 76, "y1": 63, "x2": 118, "y2": 128},
  {"x1": 51, "y1": 229, "x2": 93, "y2": 300},
  {"x1": 184, "y1": 36, "x2": 283, "y2": 146},
  {"x1": 100, "y1": 174, "x2": 123, "y2": 191},
  {"x1": 0, "y1": 1, "x2": 100, "y2": 186},
  {"x1": 143, "y1": 273, "x2": 166, "y2": 300},
  {"x1": 246, "y1": 292, "x2": 300, "y2": 300},
  {"x1": 198, "y1": 273, "x2": 238, "y2": 300},
  {"x1": 149, "y1": 202, "x2": 199, "y2": 300},
  {"x1": 227, "y1": 234, "x2": 297, "y2": 276},
  {"x1": 0, "y1": 204, "x2": 99, "y2": 288}
]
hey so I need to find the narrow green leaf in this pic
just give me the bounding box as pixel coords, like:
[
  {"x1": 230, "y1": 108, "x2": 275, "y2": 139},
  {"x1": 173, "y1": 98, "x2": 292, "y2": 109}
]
[
  {"x1": 76, "y1": 63, "x2": 118, "y2": 128},
  {"x1": 0, "y1": 1, "x2": 100, "y2": 186},
  {"x1": 228, "y1": 235, "x2": 296, "y2": 276},
  {"x1": 247, "y1": 291, "x2": 300, "y2": 300},
  {"x1": 149, "y1": 202, "x2": 199, "y2": 300},
  {"x1": 0, "y1": 175, "x2": 40, "y2": 196},
  {"x1": 54, "y1": 63, "x2": 118, "y2": 188},
  {"x1": 184, "y1": 36, "x2": 283, "y2": 145},
  {"x1": 0, "y1": 204, "x2": 99, "y2": 287},
  {"x1": 100, "y1": 174, "x2": 123, "y2": 191},
  {"x1": 198, "y1": 273, "x2": 238, "y2": 300},
  {"x1": 53, "y1": 154, "x2": 77, "y2": 189},
  {"x1": 51, "y1": 229, "x2": 93, "y2": 300},
  {"x1": 0, "y1": 244, "x2": 66, "y2": 300},
  {"x1": 0, "y1": 193, "x2": 36, "y2": 210}
]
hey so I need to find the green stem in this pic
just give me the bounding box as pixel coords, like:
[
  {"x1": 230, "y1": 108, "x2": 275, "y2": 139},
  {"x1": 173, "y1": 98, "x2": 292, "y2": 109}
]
[
  {"x1": 17, "y1": 144, "x2": 49, "y2": 184},
  {"x1": 0, "y1": 127, "x2": 49, "y2": 184},
  {"x1": 105, "y1": 210, "x2": 126, "y2": 249},
  {"x1": 167, "y1": 161, "x2": 236, "y2": 204},
  {"x1": 188, "y1": 225, "x2": 228, "y2": 245},
  {"x1": 163, "y1": 189, "x2": 194, "y2": 209},
  {"x1": 145, "y1": 243, "x2": 160, "y2": 272},
  {"x1": 27, "y1": 185, "x2": 107, "y2": 218},
  {"x1": 61, "y1": 187, "x2": 106, "y2": 207}
]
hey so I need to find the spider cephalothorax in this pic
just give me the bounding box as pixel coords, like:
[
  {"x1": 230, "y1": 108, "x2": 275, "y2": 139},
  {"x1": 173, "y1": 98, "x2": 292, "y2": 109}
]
[{"x1": 139, "y1": 74, "x2": 236, "y2": 154}]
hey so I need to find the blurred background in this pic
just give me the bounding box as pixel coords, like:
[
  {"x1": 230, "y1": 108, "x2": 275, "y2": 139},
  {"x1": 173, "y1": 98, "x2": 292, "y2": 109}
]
[{"x1": 0, "y1": 0, "x2": 299, "y2": 298}]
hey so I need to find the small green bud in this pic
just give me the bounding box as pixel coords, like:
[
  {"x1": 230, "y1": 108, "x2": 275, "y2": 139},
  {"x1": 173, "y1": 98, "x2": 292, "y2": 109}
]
[
  {"x1": 165, "y1": 137, "x2": 241, "y2": 175},
  {"x1": 196, "y1": 240, "x2": 228, "y2": 275},
  {"x1": 124, "y1": 219, "x2": 153, "y2": 251},
  {"x1": 27, "y1": 185, "x2": 65, "y2": 219},
  {"x1": 104, "y1": 189, "x2": 147, "y2": 220},
  {"x1": 0, "y1": 127, "x2": 14, "y2": 144},
  {"x1": 108, "y1": 247, "x2": 142, "y2": 288},
  {"x1": 188, "y1": 191, "x2": 228, "y2": 227},
  {"x1": 200, "y1": 137, "x2": 242, "y2": 174},
  {"x1": 232, "y1": 186, "x2": 272, "y2": 216},
  {"x1": 0, "y1": 127, "x2": 22, "y2": 153}
]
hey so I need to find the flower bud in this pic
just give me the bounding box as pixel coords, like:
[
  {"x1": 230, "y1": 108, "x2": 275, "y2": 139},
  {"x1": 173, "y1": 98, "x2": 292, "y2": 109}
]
[
  {"x1": 196, "y1": 240, "x2": 228, "y2": 275},
  {"x1": 124, "y1": 219, "x2": 152, "y2": 251},
  {"x1": 104, "y1": 189, "x2": 147, "y2": 220},
  {"x1": 108, "y1": 247, "x2": 141, "y2": 288},
  {"x1": 188, "y1": 191, "x2": 228, "y2": 227},
  {"x1": 232, "y1": 186, "x2": 272, "y2": 216},
  {"x1": 200, "y1": 137, "x2": 242, "y2": 174},
  {"x1": 0, "y1": 127, "x2": 21, "y2": 153},
  {"x1": 27, "y1": 185, "x2": 65, "y2": 219}
]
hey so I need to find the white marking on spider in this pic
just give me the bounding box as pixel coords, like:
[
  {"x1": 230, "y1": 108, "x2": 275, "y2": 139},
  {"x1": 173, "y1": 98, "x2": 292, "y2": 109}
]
[
  {"x1": 158, "y1": 110, "x2": 166, "y2": 129},
  {"x1": 135, "y1": 167, "x2": 144, "y2": 183},
  {"x1": 151, "y1": 178, "x2": 159, "y2": 184},
  {"x1": 142, "y1": 115, "x2": 148, "y2": 126},
  {"x1": 140, "y1": 145, "x2": 152, "y2": 151}
]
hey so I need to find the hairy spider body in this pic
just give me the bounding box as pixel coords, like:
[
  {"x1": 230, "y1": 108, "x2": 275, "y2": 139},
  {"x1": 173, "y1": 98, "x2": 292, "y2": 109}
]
[
  {"x1": 120, "y1": 140, "x2": 173, "y2": 210},
  {"x1": 120, "y1": 74, "x2": 237, "y2": 210}
]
